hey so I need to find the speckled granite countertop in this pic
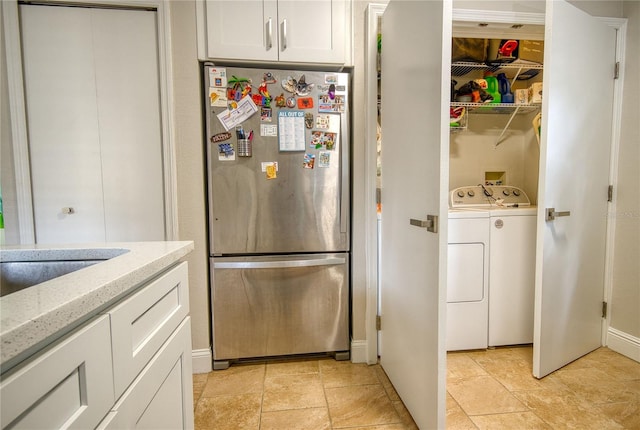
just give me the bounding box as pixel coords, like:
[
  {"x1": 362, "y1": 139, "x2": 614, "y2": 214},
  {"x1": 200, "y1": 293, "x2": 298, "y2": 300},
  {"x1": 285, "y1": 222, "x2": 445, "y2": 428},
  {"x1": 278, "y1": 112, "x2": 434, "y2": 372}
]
[{"x1": 0, "y1": 241, "x2": 194, "y2": 371}]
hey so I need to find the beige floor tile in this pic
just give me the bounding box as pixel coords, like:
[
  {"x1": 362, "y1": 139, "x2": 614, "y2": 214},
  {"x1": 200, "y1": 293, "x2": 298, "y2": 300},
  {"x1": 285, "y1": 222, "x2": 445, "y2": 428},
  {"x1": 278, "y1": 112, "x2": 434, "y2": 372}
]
[
  {"x1": 554, "y1": 367, "x2": 639, "y2": 404},
  {"x1": 447, "y1": 375, "x2": 528, "y2": 416},
  {"x1": 446, "y1": 393, "x2": 477, "y2": 430},
  {"x1": 584, "y1": 349, "x2": 640, "y2": 381},
  {"x1": 262, "y1": 373, "x2": 326, "y2": 411},
  {"x1": 470, "y1": 411, "x2": 551, "y2": 429},
  {"x1": 392, "y1": 400, "x2": 419, "y2": 429},
  {"x1": 374, "y1": 366, "x2": 401, "y2": 401},
  {"x1": 466, "y1": 346, "x2": 533, "y2": 366},
  {"x1": 194, "y1": 394, "x2": 261, "y2": 430},
  {"x1": 260, "y1": 407, "x2": 332, "y2": 430},
  {"x1": 193, "y1": 373, "x2": 208, "y2": 406},
  {"x1": 201, "y1": 364, "x2": 265, "y2": 397},
  {"x1": 326, "y1": 384, "x2": 401, "y2": 428},
  {"x1": 479, "y1": 358, "x2": 556, "y2": 392},
  {"x1": 447, "y1": 353, "x2": 489, "y2": 380},
  {"x1": 341, "y1": 426, "x2": 406, "y2": 430},
  {"x1": 265, "y1": 359, "x2": 320, "y2": 377},
  {"x1": 594, "y1": 401, "x2": 640, "y2": 429},
  {"x1": 513, "y1": 387, "x2": 624, "y2": 429},
  {"x1": 321, "y1": 362, "x2": 380, "y2": 388}
]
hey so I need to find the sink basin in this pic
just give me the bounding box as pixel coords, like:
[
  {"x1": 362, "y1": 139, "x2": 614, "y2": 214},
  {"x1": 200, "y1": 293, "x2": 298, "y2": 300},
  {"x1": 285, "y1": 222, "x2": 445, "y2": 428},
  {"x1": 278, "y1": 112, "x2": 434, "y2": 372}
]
[
  {"x1": 1, "y1": 260, "x2": 103, "y2": 297},
  {"x1": 0, "y1": 247, "x2": 129, "y2": 297}
]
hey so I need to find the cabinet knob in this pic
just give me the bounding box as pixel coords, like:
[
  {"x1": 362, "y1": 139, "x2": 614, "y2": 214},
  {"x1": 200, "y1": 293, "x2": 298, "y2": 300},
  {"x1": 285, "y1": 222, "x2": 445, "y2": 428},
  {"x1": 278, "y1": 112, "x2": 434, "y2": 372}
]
[{"x1": 62, "y1": 207, "x2": 75, "y2": 215}]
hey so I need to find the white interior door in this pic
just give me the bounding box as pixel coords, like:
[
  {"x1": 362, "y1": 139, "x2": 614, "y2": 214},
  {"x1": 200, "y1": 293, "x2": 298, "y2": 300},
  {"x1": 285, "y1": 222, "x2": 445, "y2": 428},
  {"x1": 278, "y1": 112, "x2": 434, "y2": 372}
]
[
  {"x1": 20, "y1": 4, "x2": 165, "y2": 244},
  {"x1": 534, "y1": 0, "x2": 616, "y2": 378},
  {"x1": 380, "y1": 1, "x2": 451, "y2": 428},
  {"x1": 21, "y1": 5, "x2": 106, "y2": 243}
]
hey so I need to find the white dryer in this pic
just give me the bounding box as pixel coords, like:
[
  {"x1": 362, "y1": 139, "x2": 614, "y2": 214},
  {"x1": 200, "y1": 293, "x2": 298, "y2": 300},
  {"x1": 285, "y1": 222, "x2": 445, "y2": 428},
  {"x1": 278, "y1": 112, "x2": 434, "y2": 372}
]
[
  {"x1": 449, "y1": 185, "x2": 537, "y2": 349},
  {"x1": 447, "y1": 208, "x2": 489, "y2": 351}
]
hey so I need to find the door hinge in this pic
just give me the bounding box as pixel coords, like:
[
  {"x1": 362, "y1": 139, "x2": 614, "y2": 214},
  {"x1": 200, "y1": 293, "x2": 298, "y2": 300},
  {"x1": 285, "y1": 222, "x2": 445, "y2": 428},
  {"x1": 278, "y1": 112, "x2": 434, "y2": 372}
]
[
  {"x1": 376, "y1": 315, "x2": 382, "y2": 331},
  {"x1": 608, "y1": 185, "x2": 613, "y2": 202},
  {"x1": 602, "y1": 301, "x2": 608, "y2": 318},
  {"x1": 614, "y1": 62, "x2": 620, "y2": 79}
]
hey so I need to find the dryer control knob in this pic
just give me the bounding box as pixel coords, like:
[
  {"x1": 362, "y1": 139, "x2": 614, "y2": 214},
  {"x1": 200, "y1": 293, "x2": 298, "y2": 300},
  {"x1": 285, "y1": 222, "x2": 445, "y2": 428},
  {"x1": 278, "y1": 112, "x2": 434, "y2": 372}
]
[
  {"x1": 513, "y1": 189, "x2": 521, "y2": 196},
  {"x1": 502, "y1": 189, "x2": 511, "y2": 196},
  {"x1": 457, "y1": 190, "x2": 465, "y2": 198},
  {"x1": 467, "y1": 190, "x2": 475, "y2": 197}
]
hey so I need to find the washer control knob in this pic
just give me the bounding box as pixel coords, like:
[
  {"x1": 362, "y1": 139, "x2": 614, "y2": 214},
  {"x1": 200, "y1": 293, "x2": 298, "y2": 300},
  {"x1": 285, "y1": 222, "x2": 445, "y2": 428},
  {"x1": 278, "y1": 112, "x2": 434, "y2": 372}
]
[
  {"x1": 513, "y1": 189, "x2": 521, "y2": 196},
  {"x1": 467, "y1": 190, "x2": 475, "y2": 197},
  {"x1": 502, "y1": 189, "x2": 511, "y2": 196},
  {"x1": 457, "y1": 190, "x2": 465, "y2": 198}
]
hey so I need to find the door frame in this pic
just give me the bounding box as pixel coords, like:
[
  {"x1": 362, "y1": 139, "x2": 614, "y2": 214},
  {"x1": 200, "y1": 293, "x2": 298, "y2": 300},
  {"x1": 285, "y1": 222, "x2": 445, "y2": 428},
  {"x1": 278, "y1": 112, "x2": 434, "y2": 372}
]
[
  {"x1": 363, "y1": 2, "x2": 386, "y2": 365},
  {"x1": 363, "y1": 4, "x2": 627, "y2": 366},
  {"x1": 2, "y1": 0, "x2": 179, "y2": 243}
]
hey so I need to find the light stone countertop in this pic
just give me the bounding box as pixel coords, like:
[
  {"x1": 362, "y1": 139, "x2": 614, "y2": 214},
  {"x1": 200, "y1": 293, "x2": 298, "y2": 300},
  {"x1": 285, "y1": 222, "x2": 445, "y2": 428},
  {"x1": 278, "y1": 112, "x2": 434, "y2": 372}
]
[{"x1": 0, "y1": 241, "x2": 194, "y2": 371}]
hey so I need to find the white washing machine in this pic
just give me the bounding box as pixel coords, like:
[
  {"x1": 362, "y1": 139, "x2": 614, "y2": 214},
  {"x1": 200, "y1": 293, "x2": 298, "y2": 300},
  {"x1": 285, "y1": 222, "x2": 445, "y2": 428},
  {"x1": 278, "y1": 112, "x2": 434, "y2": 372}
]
[
  {"x1": 449, "y1": 185, "x2": 537, "y2": 349},
  {"x1": 447, "y1": 208, "x2": 489, "y2": 351}
]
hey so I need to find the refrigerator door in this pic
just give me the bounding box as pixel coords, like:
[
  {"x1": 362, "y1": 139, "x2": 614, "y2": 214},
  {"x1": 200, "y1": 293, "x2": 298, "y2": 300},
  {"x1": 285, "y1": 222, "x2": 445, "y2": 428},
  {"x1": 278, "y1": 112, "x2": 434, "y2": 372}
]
[
  {"x1": 210, "y1": 253, "x2": 350, "y2": 363},
  {"x1": 205, "y1": 66, "x2": 350, "y2": 254}
]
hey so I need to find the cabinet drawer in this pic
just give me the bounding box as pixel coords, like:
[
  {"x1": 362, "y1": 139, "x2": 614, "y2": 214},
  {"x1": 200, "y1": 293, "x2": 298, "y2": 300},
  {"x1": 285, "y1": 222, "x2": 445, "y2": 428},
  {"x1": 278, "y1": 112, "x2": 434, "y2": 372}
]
[
  {"x1": 109, "y1": 262, "x2": 189, "y2": 398},
  {"x1": 97, "y1": 318, "x2": 194, "y2": 430},
  {"x1": 0, "y1": 315, "x2": 114, "y2": 430}
]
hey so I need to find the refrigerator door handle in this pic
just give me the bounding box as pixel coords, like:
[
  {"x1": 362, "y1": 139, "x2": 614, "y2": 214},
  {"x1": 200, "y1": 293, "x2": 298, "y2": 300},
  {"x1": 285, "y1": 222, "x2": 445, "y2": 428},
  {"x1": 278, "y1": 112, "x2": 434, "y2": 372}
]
[
  {"x1": 339, "y1": 116, "x2": 349, "y2": 234},
  {"x1": 214, "y1": 257, "x2": 346, "y2": 269}
]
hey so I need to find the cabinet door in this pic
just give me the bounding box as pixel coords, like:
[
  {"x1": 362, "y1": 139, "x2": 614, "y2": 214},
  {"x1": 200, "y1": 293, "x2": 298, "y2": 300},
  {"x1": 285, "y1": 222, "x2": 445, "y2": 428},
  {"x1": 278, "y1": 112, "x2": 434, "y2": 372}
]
[
  {"x1": 0, "y1": 316, "x2": 114, "y2": 430},
  {"x1": 205, "y1": 0, "x2": 279, "y2": 61},
  {"x1": 276, "y1": 0, "x2": 346, "y2": 64},
  {"x1": 98, "y1": 318, "x2": 194, "y2": 430}
]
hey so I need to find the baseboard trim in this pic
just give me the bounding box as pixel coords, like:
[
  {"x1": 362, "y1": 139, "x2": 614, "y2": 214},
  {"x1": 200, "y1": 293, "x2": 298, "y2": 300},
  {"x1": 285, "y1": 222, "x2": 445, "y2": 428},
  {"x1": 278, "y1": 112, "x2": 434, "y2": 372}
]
[
  {"x1": 350, "y1": 340, "x2": 368, "y2": 363},
  {"x1": 607, "y1": 327, "x2": 640, "y2": 362},
  {"x1": 192, "y1": 348, "x2": 213, "y2": 374}
]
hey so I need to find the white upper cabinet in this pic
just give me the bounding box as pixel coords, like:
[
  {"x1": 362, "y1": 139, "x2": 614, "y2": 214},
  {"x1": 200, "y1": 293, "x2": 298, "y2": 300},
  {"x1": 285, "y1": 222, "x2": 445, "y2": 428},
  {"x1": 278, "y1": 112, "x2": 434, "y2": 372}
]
[{"x1": 203, "y1": 0, "x2": 351, "y2": 65}]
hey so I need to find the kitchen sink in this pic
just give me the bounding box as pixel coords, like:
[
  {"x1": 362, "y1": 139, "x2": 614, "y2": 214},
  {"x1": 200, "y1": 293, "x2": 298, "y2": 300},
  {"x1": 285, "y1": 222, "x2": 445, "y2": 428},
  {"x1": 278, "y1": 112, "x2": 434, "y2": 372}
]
[
  {"x1": 0, "y1": 248, "x2": 129, "y2": 297},
  {"x1": 0, "y1": 260, "x2": 102, "y2": 297}
]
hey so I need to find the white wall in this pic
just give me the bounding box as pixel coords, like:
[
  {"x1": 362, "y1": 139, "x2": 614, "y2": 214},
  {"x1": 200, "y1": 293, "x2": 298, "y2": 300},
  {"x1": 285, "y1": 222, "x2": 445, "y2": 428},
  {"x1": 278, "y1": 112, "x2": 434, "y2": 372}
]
[
  {"x1": 168, "y1": 2, "x2": 211, "y2": 361},
  {"x1": 449, "y1": 115, "x2": 540, "y2": 202},
  {"x1": 610, "y1": 0, "x2": 640, "y2": 342}
]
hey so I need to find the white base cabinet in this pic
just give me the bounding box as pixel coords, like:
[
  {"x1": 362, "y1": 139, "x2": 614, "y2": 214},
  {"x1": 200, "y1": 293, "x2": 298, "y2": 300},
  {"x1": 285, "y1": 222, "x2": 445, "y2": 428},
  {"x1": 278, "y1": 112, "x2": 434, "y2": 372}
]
[
  {"x1": 0, "y1": 316, "x2": 114, "y2": 429},
  {"x1": 0, "y1": 262, "x2": 193, "y2": 430}
]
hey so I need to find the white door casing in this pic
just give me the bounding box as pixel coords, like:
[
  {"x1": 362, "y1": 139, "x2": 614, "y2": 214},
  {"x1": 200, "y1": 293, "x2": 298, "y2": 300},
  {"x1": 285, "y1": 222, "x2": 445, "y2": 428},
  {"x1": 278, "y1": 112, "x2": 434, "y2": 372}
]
[
  {"x1": 379, "y1": 1, "x2": 451, "y2": 428},
  {"x1": 533, "y1": 0, "x2": 617, "y2": 378}
]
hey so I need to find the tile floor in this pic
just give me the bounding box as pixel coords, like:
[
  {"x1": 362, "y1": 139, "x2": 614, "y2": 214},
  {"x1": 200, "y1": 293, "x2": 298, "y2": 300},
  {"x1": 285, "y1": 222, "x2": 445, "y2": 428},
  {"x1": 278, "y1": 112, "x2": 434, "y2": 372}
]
[
  {"x1": 193, "y1": 357, "x2": 417, "y2": 429},
  {"x1": 447, "y1": 346, "x2": 640, "y2": 429},
  {"x1": 193, "y1": 347, "x2": 640, "y2": 429}
]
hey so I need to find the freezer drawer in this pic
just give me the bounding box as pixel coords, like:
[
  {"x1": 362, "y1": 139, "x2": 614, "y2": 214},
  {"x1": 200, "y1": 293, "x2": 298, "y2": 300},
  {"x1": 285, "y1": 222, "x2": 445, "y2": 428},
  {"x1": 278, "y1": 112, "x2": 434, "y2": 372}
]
[{"x1": 210, "y1": 253, "x2": 349, "y2": 363}]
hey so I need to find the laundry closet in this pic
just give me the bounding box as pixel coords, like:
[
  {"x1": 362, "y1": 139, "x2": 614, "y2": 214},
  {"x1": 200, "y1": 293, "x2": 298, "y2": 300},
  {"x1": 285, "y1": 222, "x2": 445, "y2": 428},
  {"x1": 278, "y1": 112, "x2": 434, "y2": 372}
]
[
  {"x1": 379, "y1": 1, "x2": 620, "y2": 426},
  {"x1": 446, "y1": 22, "x2": 545, "y2": 351}
]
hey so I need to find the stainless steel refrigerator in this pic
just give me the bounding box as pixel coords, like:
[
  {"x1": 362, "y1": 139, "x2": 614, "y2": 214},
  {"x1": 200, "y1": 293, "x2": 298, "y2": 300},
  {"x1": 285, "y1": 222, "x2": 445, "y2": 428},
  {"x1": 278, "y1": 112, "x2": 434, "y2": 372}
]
[{"x1": 203, "y1": 65, "x2": 350, "y2": 369}]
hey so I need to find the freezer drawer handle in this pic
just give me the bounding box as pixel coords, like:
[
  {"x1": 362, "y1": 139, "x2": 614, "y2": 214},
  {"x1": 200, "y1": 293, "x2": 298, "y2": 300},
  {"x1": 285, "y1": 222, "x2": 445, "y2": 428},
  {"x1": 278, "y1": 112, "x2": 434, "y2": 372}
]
[
  {"x1": 545, "y1": 207, "x2": 571, "y2": 222},
  {"x1": 214, "y1": 257, "x2": 346, "y2": 269}
]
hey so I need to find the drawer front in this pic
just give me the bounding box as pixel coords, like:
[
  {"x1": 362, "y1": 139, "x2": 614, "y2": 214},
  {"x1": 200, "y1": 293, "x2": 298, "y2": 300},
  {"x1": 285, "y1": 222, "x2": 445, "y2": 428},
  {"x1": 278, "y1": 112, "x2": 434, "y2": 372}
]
[
  {"x1": 109, "y1": 262, "x2": 189, "y2": 398},
  {"x1": 0, "y1": 315, "x2": 114, "y2": 430}
]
